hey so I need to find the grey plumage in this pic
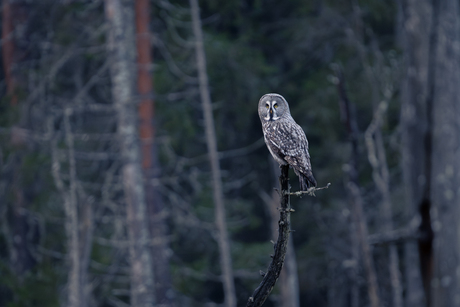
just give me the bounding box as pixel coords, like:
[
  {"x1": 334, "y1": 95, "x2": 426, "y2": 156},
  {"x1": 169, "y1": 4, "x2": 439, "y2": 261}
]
[{"x1": 258, "y1": 93, "x2": 317, "y2": 191}]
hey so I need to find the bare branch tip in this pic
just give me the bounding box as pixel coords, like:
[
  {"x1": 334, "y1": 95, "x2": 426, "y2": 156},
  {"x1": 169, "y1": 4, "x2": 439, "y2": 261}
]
[{"x1": 287, "y1": 182, "x2": 331, "y2": 197}]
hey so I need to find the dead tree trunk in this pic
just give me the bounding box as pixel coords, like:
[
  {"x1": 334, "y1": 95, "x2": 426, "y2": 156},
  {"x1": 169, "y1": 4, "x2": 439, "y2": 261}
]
[
  {"x1": 399, "y1": 0, "x2": 432, "y2": 305},
  {"x1": 247, "y1": 165, "x2": 292, "y2": 307},
  {"x1": 335, "y1": 67, "x2": 381, "y2": 307},
  {"x1": 50, "y1": 111, "x2": 92, "y2": 307},
  {"x1": 104, "y1": 0, "x2": 155, "y2": 305},
  {"x1": 134, "y1": 0, "x2": 174, "y2": 304},
  {"x1": 365, "y1": 102, "x2": 402, "y2": 307},
  {"x1": 271, "y1": 160, "x2": 299, "y2": 307},
  {"x1": 189, "y1": 0, "x2": 236, "y2": 306},
  {"x1": 63, "y1": 109, "x2": 83, "y2": 307},
  {"x1": 260, "y1": 158, "x2": 300, "y2": 307},
  {"x1": 429, "y1": 0, "x2": 460, "y2": 305}
]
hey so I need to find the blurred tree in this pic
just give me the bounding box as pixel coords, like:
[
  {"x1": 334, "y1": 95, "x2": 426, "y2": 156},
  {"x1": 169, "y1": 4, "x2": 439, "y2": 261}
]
[
  {"x1": 429, "y1": 0, "x2": 460, "y2": 305},
  {"x1": 335, "y1": 66, "x2": 381, "y2": 307},
  {"x1": 400, "y1": 0, "x2": 432, "y2": 305},
  {"x1": 104, "y1": 0, "x2": 155, "y2": 305},
  {"x1": 189, "y1": 0, "x2": 237, "y2": 306},
  {"x1": 1, "y1": 0, "x2": 41, "y2": 298},
  {"x1": 135, "y1": 0, "x2": 174, "y2": 304},
  {"x1": 4, "y1": 0, "x2": 458, "y2": 306}
]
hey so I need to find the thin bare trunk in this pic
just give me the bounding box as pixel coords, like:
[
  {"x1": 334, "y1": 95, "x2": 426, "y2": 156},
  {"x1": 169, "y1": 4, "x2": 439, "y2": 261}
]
[
  {"x1": 189, "y1": 1, "x2": 236, "y2": 306},
  {"x1": 135, "y1": 0, "x2": 173, "y2": 304},
  {"x1": 365, "y1": 102, "x2": 402, "y2": 307},
  {"x1": 335, "y1": 67, "x2": 381, "y2": 307},
  {"x1": 104, "y1": 0, "x2": 155, "y2": 305},
  {"x1": 264, "y1": 159, "x2": 299, "y2": 307},
  {"x1": 79, "y1": 193, "x2": 94, "y2": 306},
  {"x1": 63, "y1": 109, "x2": 84, "y2": 307},
  {"x1": 349, "y1": 211, "x2": 360, "y2": 307},
  {"x1": 430, "y1": 0, "x2": 460, "y2": 305},
  {"x1": 399, "y1": 0, "x2": 432, "y2": 305},
  {"x1": 50, "y1": 112, "x2": 87, "y2": 307}
]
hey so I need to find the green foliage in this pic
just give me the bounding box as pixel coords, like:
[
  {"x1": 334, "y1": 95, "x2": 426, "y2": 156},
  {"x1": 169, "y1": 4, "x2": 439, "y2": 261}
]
[{"x1": 0, "y1": 260, "x2": 60, "y2": 307}]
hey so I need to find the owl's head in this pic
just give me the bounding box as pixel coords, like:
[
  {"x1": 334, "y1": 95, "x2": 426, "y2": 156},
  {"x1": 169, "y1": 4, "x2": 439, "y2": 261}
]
[{"x1": 258, "y1": 93, "x2": 291, "y2": 122}]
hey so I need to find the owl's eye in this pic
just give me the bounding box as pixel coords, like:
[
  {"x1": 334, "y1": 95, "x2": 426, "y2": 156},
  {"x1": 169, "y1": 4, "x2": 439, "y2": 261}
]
[
  {"x1": 266, "y1": 104, "x2": 269, "y2": 109},
  {"x1": 274, "y1": 104, "x2": 278, "y2": 108}
]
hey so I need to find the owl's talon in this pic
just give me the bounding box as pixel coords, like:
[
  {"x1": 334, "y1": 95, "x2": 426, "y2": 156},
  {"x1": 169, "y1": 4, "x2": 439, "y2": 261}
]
[{"x1": 306, "y1": 187, "x2": 316, "y2": 197}]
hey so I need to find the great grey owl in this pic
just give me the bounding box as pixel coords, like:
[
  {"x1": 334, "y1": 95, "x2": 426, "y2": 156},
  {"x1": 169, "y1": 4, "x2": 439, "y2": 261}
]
[{"x1": 258, "y1": 93, "x2": 317, "y2": 191}]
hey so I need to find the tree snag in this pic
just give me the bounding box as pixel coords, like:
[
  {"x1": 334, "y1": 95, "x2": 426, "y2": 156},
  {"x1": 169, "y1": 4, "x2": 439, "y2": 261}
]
[{"x1": 247, "y1": 165, "x2": 291, "y2": 307}]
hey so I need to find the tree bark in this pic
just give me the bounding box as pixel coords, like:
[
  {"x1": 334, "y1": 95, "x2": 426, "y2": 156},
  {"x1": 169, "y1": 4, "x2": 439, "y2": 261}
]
[
  {"x1": 264, "y1": 158, "x2": 300, "y2": 307},
  {"x1": 189, "y1": 1, "x2": 236, "y2": 306},
  {"x1": 135, "y1": 0, "x2": 174, "y2": 304},
  {"x1": 399, "y1": 0, "x2": 432, "y2": 305},
  {"x1": 50, "y1": 112, "x2": 92, "y2": 307},
  {"x1": 104, "y1": 0, "x2": 155, "y2": 305},
  {"x1": 247, "y1": 165, "x2": 292, "y2": 307},
  {"x1": 429, "y1": 0, "x2": 460, "y2": 305},
  {"x1": 63, "y1": 109, "x2": 84, "y2": 307}
]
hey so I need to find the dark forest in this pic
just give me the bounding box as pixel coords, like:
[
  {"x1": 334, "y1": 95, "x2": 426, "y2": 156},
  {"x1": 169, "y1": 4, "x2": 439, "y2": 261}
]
[{"x1": 1, "y1": 0, "x2": 459, "y2": 306}]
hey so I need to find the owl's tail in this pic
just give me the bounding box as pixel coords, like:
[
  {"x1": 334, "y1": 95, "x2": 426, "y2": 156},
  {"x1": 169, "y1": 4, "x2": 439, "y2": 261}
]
[{"x1": 299, "y1": 171, "x2": 317, "y2": 191}]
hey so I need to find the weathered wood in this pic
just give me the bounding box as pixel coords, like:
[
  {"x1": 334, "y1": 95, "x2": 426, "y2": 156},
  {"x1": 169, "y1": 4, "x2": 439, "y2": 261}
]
[
  {"x1": 135, "y1": 0, "x2": 173, "y2": 304},
  {"x1": 189, "y1": 0, "x2": 236, "y2": 306},
  {"x1": 104, "y1": 0, "x2": 155, "y2": 305},
  {"x1": 247, "y1": 165, "x2": 291, "y2": 307}
]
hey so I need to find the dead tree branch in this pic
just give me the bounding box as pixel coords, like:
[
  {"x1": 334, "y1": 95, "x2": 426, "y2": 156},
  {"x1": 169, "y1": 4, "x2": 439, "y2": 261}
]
[{"x1": 247, "y1": 165, "x2": 292, "y2": 307}]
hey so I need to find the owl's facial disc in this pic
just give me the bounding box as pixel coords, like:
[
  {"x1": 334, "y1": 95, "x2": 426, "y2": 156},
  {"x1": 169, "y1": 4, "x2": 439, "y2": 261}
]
[{"x1": 263, "y1": 100, "x2": 280, "y2": 121}]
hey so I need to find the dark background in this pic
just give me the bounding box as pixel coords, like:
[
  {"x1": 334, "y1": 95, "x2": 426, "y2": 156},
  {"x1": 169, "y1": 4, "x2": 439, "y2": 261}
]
[{"x1": 1, "y1": 0, "x2": 458, "y2": 306}]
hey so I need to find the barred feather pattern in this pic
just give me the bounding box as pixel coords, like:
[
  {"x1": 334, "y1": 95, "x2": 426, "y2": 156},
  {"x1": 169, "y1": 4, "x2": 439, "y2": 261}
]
[{"x1": 258, "y1": 93, "x2": 317, "y2": 191}]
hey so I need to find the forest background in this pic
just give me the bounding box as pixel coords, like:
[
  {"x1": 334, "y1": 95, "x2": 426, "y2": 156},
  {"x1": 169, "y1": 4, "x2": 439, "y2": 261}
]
[{"x1": 1, "y1": 0, "x2": 459, "y2": 307}]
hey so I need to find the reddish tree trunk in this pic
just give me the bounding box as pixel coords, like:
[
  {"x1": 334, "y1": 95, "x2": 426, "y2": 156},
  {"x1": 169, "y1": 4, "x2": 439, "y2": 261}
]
[
  {"x1": 135, "y1": 0, "x2": 173, "y2": 304},
  {"x1": 104, "y1": 0, "x2": 155, "y2": 305},
  {"x1": 2, "y1": 0, "x2": 17, "y2": 105},
  {"x1": 1, "y1": 0, "x2": 36, "y2": 280}
]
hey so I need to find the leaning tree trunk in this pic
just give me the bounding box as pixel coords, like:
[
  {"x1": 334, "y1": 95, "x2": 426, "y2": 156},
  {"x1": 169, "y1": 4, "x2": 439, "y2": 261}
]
[
  {"x1": 134, "y1": 0, "x2": 174, "y2": 304},
  {"x1": 189, "y1": 0, "x2": 236, "y2": 306},
  {"x1": 104, "y1": 0, "x2": 155, "y2": 305}
]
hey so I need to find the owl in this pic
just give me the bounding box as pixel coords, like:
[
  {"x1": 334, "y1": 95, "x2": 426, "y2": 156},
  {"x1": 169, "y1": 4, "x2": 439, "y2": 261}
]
[{"x1": 258, "y1": 93, "x2": 317, "y2": 191}]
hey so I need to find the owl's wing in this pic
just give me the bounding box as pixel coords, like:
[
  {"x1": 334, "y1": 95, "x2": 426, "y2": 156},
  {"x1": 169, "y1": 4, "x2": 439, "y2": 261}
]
[
  {"x1": 267, "y1": 122, "x2": 309, "y2": 157},
  {"x1": 269, "y1": 122, "x2": 313, "y2": 172}
]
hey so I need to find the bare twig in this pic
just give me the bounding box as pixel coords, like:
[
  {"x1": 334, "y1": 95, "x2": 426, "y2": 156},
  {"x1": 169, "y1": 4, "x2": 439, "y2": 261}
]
[{"x1": 287, "y1": 183, "x2": 331, "y2": 197}]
